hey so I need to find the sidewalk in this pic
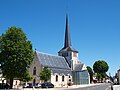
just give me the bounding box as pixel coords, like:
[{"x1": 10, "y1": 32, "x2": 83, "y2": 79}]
[
  {"x1": 113, "y1": 85, "x2": 120, "y2": 90},
  {"x1": 66, "y1": 83, "x2": 101, "y2": 88}
]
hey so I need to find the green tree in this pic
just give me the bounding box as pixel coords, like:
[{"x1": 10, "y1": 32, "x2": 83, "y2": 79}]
[
  {"x1": 96, "y1": 73, "x2": 102, "y2": 81},
  {"x1": 39, "y1": 66, "x2": 51, "y2": 82},
  {"x1": 20, "y1": 70, "x2": 33, "y2": 82},
  {"x1": 93, "y1": 60, "x2": 109, "y2": 80},
  {"x1": 87, "y1": 66, "x2": 93, "y2": 83},
  {"x1": 0, "y1": 26, "x2": 34, "y2": 88}
]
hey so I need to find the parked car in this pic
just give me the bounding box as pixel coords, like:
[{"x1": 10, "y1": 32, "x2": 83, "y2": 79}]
[
  {"x1": 27, "y1": 83, "x2": 33, "y2": 88},
  {"x1": 23, "y1": 83, "x2": 33, "y2": 88},
  {"x1": 34, "y1": 83, "x2": 41, "y2": 88},
  {"x1": 23, "y1": 83, "x2": 28, "y2": 88},
  {"x1": 0, "y1": 83, "x2": 10, "y2": 89},
  {"x1": 41, "y1": 82, "x2": 54, "y2": 88}
]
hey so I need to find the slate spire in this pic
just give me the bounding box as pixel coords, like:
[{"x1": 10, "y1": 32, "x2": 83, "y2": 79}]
[
  {"x1": 58, "y1": 14, "x2": 78, "y2": 53},
  {"x1": 64, "y1": 14, "x2": 71, "y2": 48}
]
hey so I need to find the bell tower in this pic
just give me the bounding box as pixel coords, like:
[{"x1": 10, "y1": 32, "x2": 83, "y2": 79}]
[{"x1": 58, "y1": 15, "x2": 79, "y2": 70}]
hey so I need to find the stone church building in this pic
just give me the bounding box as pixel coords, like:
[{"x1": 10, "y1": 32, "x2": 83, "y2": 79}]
[{"x1": 28, "y1": 15, "x2": 90, "y2": 87}]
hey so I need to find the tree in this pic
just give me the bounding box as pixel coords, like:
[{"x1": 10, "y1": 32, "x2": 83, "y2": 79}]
[
  {"x1": 20, "y1": 70, "x2": 33, "y2": 82},
  {"x1": 87, "y1": 66, "x2": 93, "y2": 83},
  {"x1": 96, "y1": 73, "x2": 102, "y2": 81},
  {"x1": 93, "y1": 60, "x2": 109, "y2": 73},
  {"x1": 39, "y1": 66, "x2": 51, "y2": 82},
  {"x1": 0, "y1": 26, "x2": 34, "y2": 88},
  {"x1": 93, "y1": 60, "x2": 109, "y2": 80}
]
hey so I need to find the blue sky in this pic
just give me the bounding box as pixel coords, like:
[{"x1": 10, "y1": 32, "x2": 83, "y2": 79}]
[{"x1": 0, "y1": 0, "x2": 120, "y2": 76}]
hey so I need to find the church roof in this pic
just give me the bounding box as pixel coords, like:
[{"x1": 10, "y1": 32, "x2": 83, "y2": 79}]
[
  {"x1": 51, "y1": 68, "x2": 71, "y2": 75},
  {"x1": 59, "y1": 46, "x2": 78, "y2": 53},
  {"x1": 58, "y1": 15, "x2": 78, "y2": 53},
  {"x1": 36, "y1": 51, "x2": 71, "y2": 70},
  {"x1": 74, "y1": 63, "x2": 84, "y2": 71}
]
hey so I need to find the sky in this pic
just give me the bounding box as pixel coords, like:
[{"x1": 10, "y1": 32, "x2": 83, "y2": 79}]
[{"x1": 0, "y1": 0, "x2": 120, "y2": 76}]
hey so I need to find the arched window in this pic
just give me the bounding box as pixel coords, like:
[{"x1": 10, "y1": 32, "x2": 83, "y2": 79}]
[
  {"x1": 69, "y1": 76, "x2": 71, "y2": 78},
  {"x1": 16, "y1": 81, "x2": 17, "y2": 85},
  {"x1": 33, "y1": 67, "x2": 36, "y2": 75},
  {"x1": 62, "y1": 75, "x2": 64, "y2": 81},
  {"x1": 33, "y1": 78, "x2": 36, "y2": 85},
  {"x1": 56, "y1": 75, "x2": 58, "y2": 82}
]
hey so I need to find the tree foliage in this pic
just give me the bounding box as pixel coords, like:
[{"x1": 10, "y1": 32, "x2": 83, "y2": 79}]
[
  {"x1": 96, "y1": 73, "x2": 102, "y2": 81},
  {"x1": 39, "y1": 66, "x2": 51, "y2": 82},
  {"x1": 87, "y1": 66, "x2": 93, "y2": 83},
  {"x1": 93, "y1": 60, "x2": 109, "y2": 80},
  {"x1": 20, "y1": 70, "x2": 33, "y2": 82},
  {"x1": 93, "y1": 60, "x2": 109, "y2": 73},
  {"x1": 0, "y1": 26, "x2": 34, "y2": 88}
]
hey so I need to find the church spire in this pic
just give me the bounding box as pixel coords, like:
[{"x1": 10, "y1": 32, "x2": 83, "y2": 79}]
[
  {"x1": 58, "y1": 14, "x2": 78, "y2": 53},
  {"x1": 64, "y1": 14, "x2": 71, "y2": 48}
]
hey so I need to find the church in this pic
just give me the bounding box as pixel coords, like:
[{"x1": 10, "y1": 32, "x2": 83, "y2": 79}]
[{"x1": 28, "y1": 15, "x2": 90, "y2": 87}]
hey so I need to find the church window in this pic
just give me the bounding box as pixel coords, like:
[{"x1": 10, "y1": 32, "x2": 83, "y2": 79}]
[
  {"x1": 33, "y1": 78, "x2": 36, "y2": 85},
  {"x1": 33, "y1": 67, "x2": 36, "y2": 75},
  {"x1": 69, "y1": 76, "x2": 71, "y2": 78},
  {"x1": 56, "y1": 75, "x2": 58, "y2": 82},
  {"x1": 16, "y1": 81, "x2": 17, "y2": 85},
  {"x1": 62, "y1": 52, "x2": 68, "y2": 57},
  {"x1": 62, "y1": 75, "x2": 64, "y2": 81},
  {"x1": 65, "y1": 53, "x2": 68, "y2": 56}
]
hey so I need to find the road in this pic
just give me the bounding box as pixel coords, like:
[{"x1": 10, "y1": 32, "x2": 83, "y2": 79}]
[
  {"x1": 20, "y1": 83, "x2": 113, "y2": 90},
  {"x1": 62, "y1": 83, "x2": 112, "y2": 90}
]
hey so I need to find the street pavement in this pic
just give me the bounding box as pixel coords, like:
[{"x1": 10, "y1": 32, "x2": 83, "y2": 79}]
[
  {"x1": 19, "y1": 83, "x2": 111, "y2": 90},
  {"x1": 58, "y1": 83, "x2": 111, "y2": 90},
  {"x1": 18, "y1": 83, "x2": 120, "y2": 90}
]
